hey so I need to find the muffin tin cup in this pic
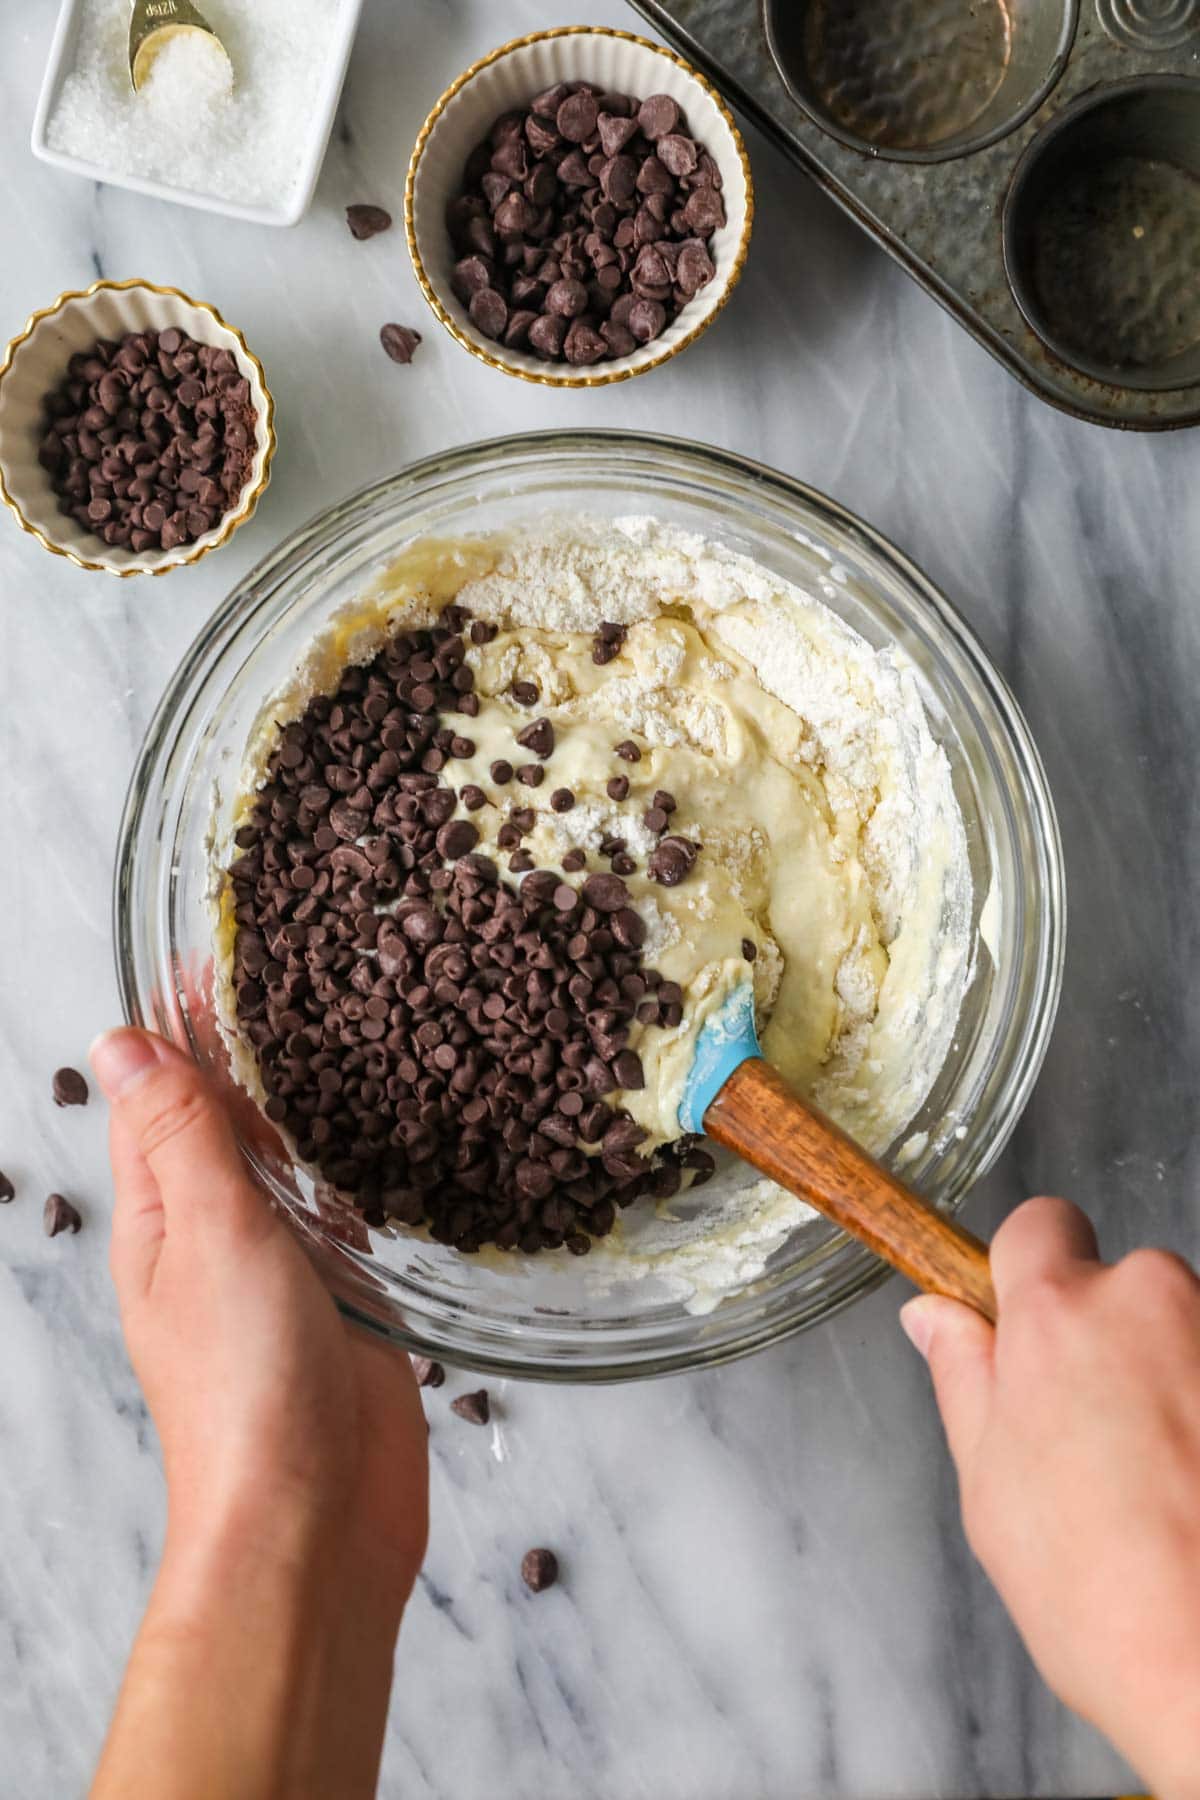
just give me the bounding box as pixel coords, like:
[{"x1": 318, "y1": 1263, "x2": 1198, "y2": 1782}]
[{"x1": 632, "y1": 0, "x2": 1200, "y2": 427}]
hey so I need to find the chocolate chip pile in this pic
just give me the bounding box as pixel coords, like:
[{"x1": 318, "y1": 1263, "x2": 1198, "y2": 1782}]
[
  {"x1": 38, "y1": 328, "x2": 258, "y2": 554},
  {"x1": 228, "y1": 607, "x2": 715, "y2": 1255},
  {"x1": 447, "y1": 83, "x2": 725, "y2": 365}
]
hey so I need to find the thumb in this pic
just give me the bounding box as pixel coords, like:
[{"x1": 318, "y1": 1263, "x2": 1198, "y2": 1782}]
[
  {"x1": 900, "y1": 1293, "x2": 996, "y2": 1480},
  {"x1": 91, "y1": 1028, "x2": 268, "y2": 1244}
]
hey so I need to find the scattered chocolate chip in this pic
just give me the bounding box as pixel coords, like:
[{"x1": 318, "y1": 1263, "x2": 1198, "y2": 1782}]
[
  {"x1": 742, "y1": 938, "x2": 757, "y2": 961},
  {"x1": 562, "y1": 848, "x2": 587, "y2": 873},
  {"x1": 614, "y1": 739, "x2": 641, "y2": 762},
  {"x1": 521, "y1": 1547, "x2": 559, "y2": 1592},
  {"x1": 462, "y1": 784, "x2": 487, "y2": 810},
  {"x1": 52, "y1": 1067, "x2": 89, "y2": 1107},
  {"x1": 643, "y1": 806, "x2": 669, "y2": 834},
  {"x1": 512, "y1": 680, "x2": 539, "y2": 706},
  {"x1": 44, "y1": 1193, "x2": 82, "y2": 1237},
  {"x1": 592, "y1": 621, "x2": 627, "y2": 665},
  {"x1": 653, "y1": 789, "x2": 677, "y2": 814},
  {"x1": 0, "y1": 1171, "x2": 14, "y2": 1204},
  {"x1": 606, "y1": 775, "x2": 629, "y2": 802},
  {"x1": 346, "y1": 203, "x2": 392, "y2": 240},
  {"x1": 380, "y1": 323, "x2": 422, "y2": 364},
  {"x1": 649, "y1": 834, "x2": 699, "y2": 887},
  {"x1": 490, "y1": 759, "x2": 514, "y2": 784},
  {"x1": 410, "y1": 1355, "x2": 446, "y2": 1388},
  {"x1": 551, "y1": 787, "x2": 575, "y2": 812},
  {"x1": 516, "y1": 763, "x2": 545, "y2": 788},
  {"x1": 451, "y1": 1389, "x2": 491, "y2": 1426}
]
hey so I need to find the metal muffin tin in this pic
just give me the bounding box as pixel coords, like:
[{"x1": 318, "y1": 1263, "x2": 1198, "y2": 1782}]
[{"x1": 626, "y1": 0, "x2": 1200, "y2": 429}]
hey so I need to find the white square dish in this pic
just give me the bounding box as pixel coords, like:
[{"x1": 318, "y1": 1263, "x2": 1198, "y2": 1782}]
[{"x1": 30, "y1": 0, "x2": 364, "y2": 227}]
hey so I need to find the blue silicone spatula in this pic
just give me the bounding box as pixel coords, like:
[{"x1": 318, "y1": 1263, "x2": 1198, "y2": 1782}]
[{"x1": 679, "y1": 985, "x2": 997, "y2": 1320}]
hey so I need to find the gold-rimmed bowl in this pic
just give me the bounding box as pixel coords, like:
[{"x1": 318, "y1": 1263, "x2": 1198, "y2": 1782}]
[
  {"x1": 0, "y1": 278, "x2": 275, "y2": 578},
  {"x1": 405, "y1": 27, "x2": 754, "y2": 387}
]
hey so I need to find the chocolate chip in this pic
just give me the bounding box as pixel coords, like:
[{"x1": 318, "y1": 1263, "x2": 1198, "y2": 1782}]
[
  {"x1": 643, "y1": 807, "x2": 669, "y2": 834},
  {"x1": 551, "y1": 788, "x2": 575, "y2": 812},
  {"x1": 637, "y1": 93, "x2": 681, "y2": 140},
  {"x1": 451, "y1": 1389, "x2": 491, "y2": 1425},
  {"x1": 437, "y1": 819, "x2": 480, "y2": 860},
  {"x1": 613, "y1": 907, "x2": 646, "y2": 949},
  {"x1": 742, "y1": 938, "x2": 757, "y2": 961},
  {"x1": 613, "y1": 1050, "x2": 645, "y2": 1090},
  {"x1": 44, "y1": 1193, "x2": 82, "y2": 1237},
  {"x1": 649, "y1": 835, "x2": 699, "y2": 887},
  {"x1": 0, "y1": 1171, "x2": 14, "y2": 1204},
  {"x1": 516, "y1": 717, "x2": 555, "y2": 758},
  {"x1": 606, "y1": 775, "x2": 629, "y2": 802},
  {"x1": 614, "y1": 739, "x2": 641, "y2": 762},
  {"x1": 52, "y1": 1067, "x2": 88, "y2": 1108},
  {"x1": 462, "y1": 785, "x2": 487, "y2": 810},
  {"x1": 490, "y1": 759, "x2": 514, "y2": 784},
  {"x1": 380, "y1": 323, "x2": 422, "y2": 364},
  {"x1": 411, "y1": 1355, "x2": 445, "y2": 1387},
  {"x1": 516, "y1": 763, "x2": 545, "y2": 788},
  {"x1": 521, "y1": 1547, "x2": 559, "y2": 1592},
  {"x1": 347, "y1": 203, "x2": 393, "y2": 239},
  {"x1": 653, "y1": 789, "x2": 677, "y2": 814},
  {"x1": 582, "y1": 873, "x2": 629, "y2": 913},
  {"x1": 561, "y1": 848, "x2": 586, "y2": 873},
  {"x1": 511, "y1": 680, "x2": 539, "y2": 706}
]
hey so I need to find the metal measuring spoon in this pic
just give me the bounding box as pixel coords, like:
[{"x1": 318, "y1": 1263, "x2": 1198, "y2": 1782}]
[{"x1": 129, "y1": 0, "x2": 231, "y2": 92}]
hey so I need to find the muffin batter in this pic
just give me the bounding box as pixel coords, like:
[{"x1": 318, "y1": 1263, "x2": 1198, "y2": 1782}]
[{"x1": 217, "y1": 517, "x2": 971, "y2": 1273}]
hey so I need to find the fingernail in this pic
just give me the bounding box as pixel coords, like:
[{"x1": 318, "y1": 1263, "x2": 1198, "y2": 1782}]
[
  {"x1": 89, "y1": 1029, "x2": 160, "y2": 1100},
  {"x1": 899, "y1": 1297, "x2": 935, "y2": 1359}
]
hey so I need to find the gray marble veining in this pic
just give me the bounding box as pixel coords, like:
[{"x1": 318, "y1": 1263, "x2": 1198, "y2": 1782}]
[{"x1": 2, "y1": 1, "x2": 1196, "y2": 1794}]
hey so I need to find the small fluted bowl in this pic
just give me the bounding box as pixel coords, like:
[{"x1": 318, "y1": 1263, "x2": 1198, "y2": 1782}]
[
  {"x1": 405, "y1": 26, "x2": 754, "y2": 386},
  {"x1": 0, "y1": 278, "x2": 275, "y2": 577}
]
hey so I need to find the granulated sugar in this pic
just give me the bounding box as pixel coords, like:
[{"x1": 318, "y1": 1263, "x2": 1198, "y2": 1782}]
[{"x1": 46, "y1": 0, "x2": 346, "y2": 208}]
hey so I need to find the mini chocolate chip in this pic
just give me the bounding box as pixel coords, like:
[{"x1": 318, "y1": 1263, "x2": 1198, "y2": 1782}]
[
  {"x1": 512, "y1": 680, "x2": 539, "y2": 706},
  {"x1": 451, "y1": 1389, "x2": 491, "y2": 1426},
  {"x1": 606, "y1": 775, "x2": 629, "y2": 801},
  {"x1": 490, "y1": 759, "x2": 514, "y2": 784},
  {"x1": 380, "y1": 323, "x2": 422, "y2": 364},
  {"x1": 44, "y1": 1193, "x2": 82, "y2": 1237},
  {"x1": 52, "y1": 1067, "x2": 89, "y2": 1108},
  {"x1": 638, "y1": 93, "x2": 680, "y2": 140},
  {"x1": 742, "y1": 938, "x2": 757, "y2": 961},
  {"x1": 0, "y1": 1171, "x2": 14, "y2": 1203},
  {"x1": 551, "y1": 788, "x2": 575, "y2": 813},
  {"x1": 649, "y1": 835, "x2": 698, "y2": 887},
  {"x1": 462, "y1": 785, "x2": 487, "y2": 810},
  {"x1": 653, "y1": 789, "x2": 678, "y2": 814},
  {"x1": 411, "y1": 1355, "x2": 445, "y2": 1388},
  {"x1": 561, "y1": 849, "x2": 586, "y2": 873},
  {"x1": 614, "y1": 740, "x2": 641, "y2": 762},
  {"x1": 611, "y1": 853, "x2": 637, "y2": 876},
  {"x1": 643, "y1": 807, "x2": 669, "y2": 834},
  {"x1": 347, "y1": 204, "x2": 393, "y2": 240},
  {"x1": 516, "y1": 717, "x2": 555, "y2": 759},
  {"x1": 521, "y1": 1547, "x2": 560, "y2": 1592},
  {"x1": 516, "y1": 764, "x2": 545, "y2": 788}
]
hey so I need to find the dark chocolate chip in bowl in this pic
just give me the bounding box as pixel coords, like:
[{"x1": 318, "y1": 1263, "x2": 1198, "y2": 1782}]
[
  {"x1": 347, "y1": 203, "x2": 393, "y2": 239},
  {"x1": 551, "y1": 787, "x2": 575, "y2": 813},
  {"x1": 380, "y1": 323, "x2": 422, "y2": 364},
  {"x1": 490, "y1": 759, "x2": 514, "y2": 784},
  {"x1": 411, "y1": 1355, "x2": 445, "y2": 1388},
  {"x1": 606, "y1": 775, "x2": 629, "y2": 801},
  {"x1": 0, "y1": 1171, "x2": 14, "y2": 1203},
  {"x1": 44, "y1": 1193, "x2": 82, "y2": 1237},
  {"x1": 614, "y1": 739, "x2": 641, "y2": 762},
  {"x1": 649, "y1": 835, "x2": 699, "y2": 887},
  {"x1": 52, "y1": 1067, "x2": 89, "y2": 1108},
  {"x1": 511, "y1": 680, "x2": 539, "y2": 706},
  {"x1": 451, "y1": 1389, "x2": 491, "y2": 1425},
  {"x1": 643, "y1": 806, "x2": 669, "y2": 834},
  {"x1": 637, "y1": 93, "x2": 681, "y2": 140},
  {"x1": 516, "y1": 763, "x2": 545, "y2": 788},
  {"x1": 521, "y1": 1547, "x2": 559, "y2": 1592},
  {"x1": 469, "y1": 288, "x2": 509, "y2": 341}
]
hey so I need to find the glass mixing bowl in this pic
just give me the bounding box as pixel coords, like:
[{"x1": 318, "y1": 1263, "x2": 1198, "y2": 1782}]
[{"x1": 115, "y1": 431, "x2": 1064, "y2": 1380}]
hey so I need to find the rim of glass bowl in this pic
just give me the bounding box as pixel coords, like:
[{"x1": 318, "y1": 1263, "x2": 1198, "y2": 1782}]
[{"x1": 114, "y1": 430, "x2": 1065, "y2": 1381}]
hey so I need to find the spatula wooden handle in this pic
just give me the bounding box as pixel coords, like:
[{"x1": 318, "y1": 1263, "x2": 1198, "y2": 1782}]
[{"x1": 703, "y1": 1058, "x2": 997, "y2": 1322}]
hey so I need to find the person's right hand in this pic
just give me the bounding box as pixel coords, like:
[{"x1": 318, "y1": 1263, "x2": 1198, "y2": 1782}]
[{"x1": 902, "y1": 1197, "x2": 1200, "y2": 1800}]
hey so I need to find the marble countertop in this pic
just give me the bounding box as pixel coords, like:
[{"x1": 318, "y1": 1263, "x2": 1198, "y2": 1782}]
[{"x1": 3, "y1": 2, "x2": 1197, "y2": 1794}]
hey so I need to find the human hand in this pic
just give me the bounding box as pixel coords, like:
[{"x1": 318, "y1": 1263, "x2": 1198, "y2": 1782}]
[
  {"x1": 902, "y1": 1197, "x2": 1200, "y2": 1800},
  {"x1": 90, "y1": 1028, "x2": 428, "y2": 1800}
]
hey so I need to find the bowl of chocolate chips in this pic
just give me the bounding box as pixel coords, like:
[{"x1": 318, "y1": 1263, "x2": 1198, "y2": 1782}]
[
  {"x1": 0, "y1": 278, "x2": 274, "y2": 575},
  {"x1": 405, "y1": 27, "x2": 753, "y2": 383}
]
